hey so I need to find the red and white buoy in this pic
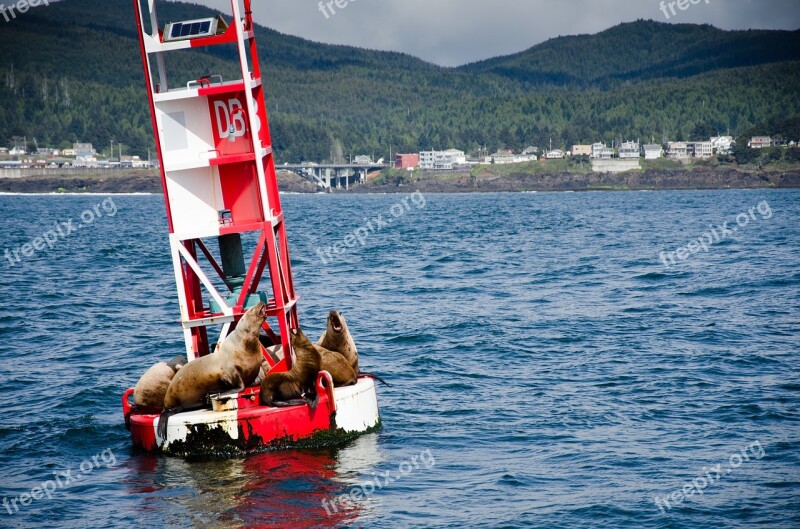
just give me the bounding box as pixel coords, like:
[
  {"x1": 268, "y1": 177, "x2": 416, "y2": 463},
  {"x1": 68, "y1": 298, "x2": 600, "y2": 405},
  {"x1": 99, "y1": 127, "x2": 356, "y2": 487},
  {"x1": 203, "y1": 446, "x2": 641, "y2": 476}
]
[{"x1": 123, "y1": 0, "x2": 380, "y2": 457}]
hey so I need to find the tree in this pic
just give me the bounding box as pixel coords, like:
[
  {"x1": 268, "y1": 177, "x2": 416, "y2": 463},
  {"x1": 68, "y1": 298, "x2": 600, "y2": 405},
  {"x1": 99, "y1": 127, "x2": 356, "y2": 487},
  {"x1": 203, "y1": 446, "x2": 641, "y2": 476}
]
[
  {"x1": 329, "y1": 137, "x2": 344, "y2": 164},
  {"x1": 786, "y1": 148, "x2": 800, "y2": 163},
  {"x1": 765, "y1": 147, "x2": 783, "y2": 162},
  {"x1": 732, "y1": 136, "x2": 760, "y2": 165},
  {"x1": 692, "y1": 122, "x2": 715, "y2": 140}
]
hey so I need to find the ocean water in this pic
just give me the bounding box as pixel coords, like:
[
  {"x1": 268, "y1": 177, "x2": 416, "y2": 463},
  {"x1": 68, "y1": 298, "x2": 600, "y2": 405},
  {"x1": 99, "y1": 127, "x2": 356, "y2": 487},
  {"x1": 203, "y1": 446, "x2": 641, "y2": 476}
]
[{"x1": 0, "y1": 190, "x2": 798, "y2": 528}]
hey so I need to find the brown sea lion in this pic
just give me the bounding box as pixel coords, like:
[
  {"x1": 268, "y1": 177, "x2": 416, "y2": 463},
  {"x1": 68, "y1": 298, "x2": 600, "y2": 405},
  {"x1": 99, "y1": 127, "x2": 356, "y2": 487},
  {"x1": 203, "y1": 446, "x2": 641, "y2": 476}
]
[
  {"x1": 317, "y1": 311, "x2": 390, "y2": 386},
  {"x1": 259, "y1": 327, "x2": 321, "y2": 408},
  {"x1": 317, "y1": 344, "x2": 357, "y2": 387},
  {"x1": 317, "y1": 311, "x2": 358, "y2": 372},
  {"x1": 158, "y1": 302, "x2": 268, "y2": 439},
  {"x1": 253, "y1": 345, "x2": 283, "y2": 387},
  {"x1": 133, "y1": 355, "x2": 187, "y2": 408}
]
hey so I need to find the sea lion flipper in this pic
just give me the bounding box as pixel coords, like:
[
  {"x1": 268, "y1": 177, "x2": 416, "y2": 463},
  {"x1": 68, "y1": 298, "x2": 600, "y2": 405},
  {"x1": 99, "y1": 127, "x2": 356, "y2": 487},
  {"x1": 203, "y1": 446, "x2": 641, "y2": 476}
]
[
  {"x1": 265, "y1": 394, "x2": 317, "y2": 409},
  {"x1": 157, "y1": 407, "x2": 183, "y2": 442},
  {"x1": 269, "y1": 399, "x2": 307, "y2": 408},
  {"x1": 303, "y1": 391, "x2": 319, "y2": 410},
  {"x1": 359, "y1": 371, "x2": 390, "y2": 387}
]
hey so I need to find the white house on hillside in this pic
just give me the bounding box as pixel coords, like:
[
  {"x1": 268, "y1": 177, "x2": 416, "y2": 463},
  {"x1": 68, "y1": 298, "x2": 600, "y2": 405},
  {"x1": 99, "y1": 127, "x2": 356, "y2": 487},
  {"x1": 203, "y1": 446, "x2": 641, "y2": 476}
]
[
  {"x1": 711, "y1": 136, "x2": 735, "y2": 154},
  {"x1": 689, "y1": 141, "x2": 713, "y2": 158},
  {"x1": 591, "y1": 143, "x2": 613, "y2": 159},
  {"x1": 667, "y1": 142, "x2": 690, "y2": 160},
  {"x1": 419, "y1": 149, "x2": 466, "y2": 170},
  {"x1": 618, "y1": 141, "x2": 640, "y2": 159},
  {"x1": 642, "y1": 144, "x2": 663, "y2": 159},
  {"x1": 419, "y1": 151, "x2": 436, "y2": 169},
  {"x1": 749, "y1": 136, "x2": 772, "y2": 149},
  {"x1": 442, "y1": 149, "x2": 466, "y2": 165},
  {"x1": 491, "y1": 151, "x2": 516, "y2": 165}
]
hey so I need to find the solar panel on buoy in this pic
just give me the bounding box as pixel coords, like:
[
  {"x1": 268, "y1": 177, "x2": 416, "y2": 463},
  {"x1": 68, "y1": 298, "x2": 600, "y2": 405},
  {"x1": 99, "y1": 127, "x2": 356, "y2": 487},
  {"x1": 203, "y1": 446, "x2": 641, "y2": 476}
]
[{"x1": 163, "y1": 17, "x2": 218, "y2": 42}]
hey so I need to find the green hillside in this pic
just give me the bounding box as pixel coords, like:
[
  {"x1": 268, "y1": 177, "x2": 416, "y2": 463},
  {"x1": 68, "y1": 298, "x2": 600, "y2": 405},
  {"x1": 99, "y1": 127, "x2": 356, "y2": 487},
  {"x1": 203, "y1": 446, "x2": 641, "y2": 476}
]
[
  {"x1": 464, "y1": 20, "x2": 800, "y2": 86},
  {"x1": 0, "y1": 0, "x2": 798, "y2": 162}
]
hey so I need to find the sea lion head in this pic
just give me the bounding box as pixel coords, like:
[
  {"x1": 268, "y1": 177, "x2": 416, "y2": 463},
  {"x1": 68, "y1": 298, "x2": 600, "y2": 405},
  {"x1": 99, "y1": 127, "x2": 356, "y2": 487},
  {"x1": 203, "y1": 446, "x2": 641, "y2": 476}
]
[
  {"x1": 166, "y1": 355, "x2": 187, "y2": 370},
  {"x1": 290, "y1": 327, "x2": 321, "y2": 372},
  {"x1": 320, "y1": 310, "x2": 358, "y2": 372},
  {"x1": 290, "y1": 327, "x2": 314, "y2": 350},
  {"x1": 237, "y1": 302, "x2": 268, "y2": 334},
  {"x1": 326, "y1": 311, "x2": 348, "y2": 338}
]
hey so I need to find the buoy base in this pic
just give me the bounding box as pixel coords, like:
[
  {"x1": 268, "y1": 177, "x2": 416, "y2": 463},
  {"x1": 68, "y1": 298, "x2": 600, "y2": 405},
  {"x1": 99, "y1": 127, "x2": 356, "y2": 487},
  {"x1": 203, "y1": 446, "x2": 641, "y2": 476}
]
[{"x1": 123, "y1": 374, "x2": 380, "y2": 458}]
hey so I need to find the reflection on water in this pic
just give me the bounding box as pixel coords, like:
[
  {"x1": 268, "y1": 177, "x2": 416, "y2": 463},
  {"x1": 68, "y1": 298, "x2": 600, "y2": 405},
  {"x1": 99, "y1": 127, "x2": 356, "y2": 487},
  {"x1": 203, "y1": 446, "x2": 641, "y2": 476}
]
[{"x1": 124, "y1": 434, "x2": 383, "y2": 528}]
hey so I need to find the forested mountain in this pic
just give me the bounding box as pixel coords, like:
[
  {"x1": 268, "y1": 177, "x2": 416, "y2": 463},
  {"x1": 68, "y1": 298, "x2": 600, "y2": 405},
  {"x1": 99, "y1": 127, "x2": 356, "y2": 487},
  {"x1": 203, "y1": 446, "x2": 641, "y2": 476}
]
[
  {"x1": 465, "y1": 20, "x2": 800, "y2": 86},
  {"x1": 0, "y1": 0, "x2": 798, "y2": 162}
]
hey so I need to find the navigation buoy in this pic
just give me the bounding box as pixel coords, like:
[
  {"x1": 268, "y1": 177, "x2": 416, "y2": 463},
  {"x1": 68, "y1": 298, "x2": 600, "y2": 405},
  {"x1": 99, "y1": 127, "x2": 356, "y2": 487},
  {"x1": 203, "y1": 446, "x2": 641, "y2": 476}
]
[{"x1": 123, "y1": 0, "x2": 380, "y2": 457}]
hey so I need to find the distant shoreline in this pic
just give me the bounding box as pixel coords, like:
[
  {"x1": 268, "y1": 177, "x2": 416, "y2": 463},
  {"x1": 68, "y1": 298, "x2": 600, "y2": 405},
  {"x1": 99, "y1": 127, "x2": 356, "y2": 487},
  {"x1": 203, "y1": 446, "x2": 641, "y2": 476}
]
[{"x1": 1, "y1": 168, "x2": 798, "y2": 194}]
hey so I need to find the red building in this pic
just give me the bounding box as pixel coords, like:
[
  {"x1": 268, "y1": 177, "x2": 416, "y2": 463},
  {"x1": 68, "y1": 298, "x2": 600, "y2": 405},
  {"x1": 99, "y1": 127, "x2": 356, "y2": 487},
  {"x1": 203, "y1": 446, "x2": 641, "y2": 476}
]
[{"x1": 395, "y1": 153, "x2": 420, "y2": 169}]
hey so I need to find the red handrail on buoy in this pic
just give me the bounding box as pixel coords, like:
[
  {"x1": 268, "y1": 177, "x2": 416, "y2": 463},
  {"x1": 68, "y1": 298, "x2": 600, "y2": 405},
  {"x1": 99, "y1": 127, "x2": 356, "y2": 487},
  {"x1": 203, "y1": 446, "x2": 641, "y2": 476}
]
[{"x1": 122, "y1": 388, "x2": 135, "y2": 430}]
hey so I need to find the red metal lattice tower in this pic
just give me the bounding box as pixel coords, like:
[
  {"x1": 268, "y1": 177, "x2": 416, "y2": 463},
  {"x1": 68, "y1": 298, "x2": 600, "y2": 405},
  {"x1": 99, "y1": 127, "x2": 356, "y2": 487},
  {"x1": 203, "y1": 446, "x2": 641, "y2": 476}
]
[{"x1": 133, "y1": 0, "x2": 298, "y2": 368}]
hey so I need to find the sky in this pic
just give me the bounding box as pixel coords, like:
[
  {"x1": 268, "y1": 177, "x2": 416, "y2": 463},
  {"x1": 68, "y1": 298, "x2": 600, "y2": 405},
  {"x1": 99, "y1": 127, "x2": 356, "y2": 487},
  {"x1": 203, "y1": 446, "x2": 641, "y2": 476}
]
[{"x1": 181, "y1": 0, "x2": 800, "y2": 67}]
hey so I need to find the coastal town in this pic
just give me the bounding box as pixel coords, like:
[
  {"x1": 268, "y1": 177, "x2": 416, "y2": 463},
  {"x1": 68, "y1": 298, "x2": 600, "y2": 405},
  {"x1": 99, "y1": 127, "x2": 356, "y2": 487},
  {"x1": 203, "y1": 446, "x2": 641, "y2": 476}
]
[
  {"x1": 1, "y1": 134, "x2": 794, "y2": 173},
  {"x1": 0, "y1": 141, "x2": 154, "y2": 169},
  {"x1": 392, "y1": 135, "x2": 794, "y2": 172}
]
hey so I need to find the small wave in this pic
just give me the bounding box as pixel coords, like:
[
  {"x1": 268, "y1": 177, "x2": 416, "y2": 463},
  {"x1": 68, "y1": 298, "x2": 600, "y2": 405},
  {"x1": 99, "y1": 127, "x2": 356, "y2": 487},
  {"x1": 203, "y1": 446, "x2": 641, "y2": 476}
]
[
  {"x1": 634, "y1": 272, "x2": 667, "y2": 280},
  {"x1": 677, "y1": 286, "x2": 733, "y2": 296},
  {"x1": 388, "y1": 333, "x2": 439, "y2": 345},
  {"x1": 496, "y1": 473, "x2": 526, "y2": 487},
  {"x1": 408, "y1": 356, "x2": 447, "y2": 368}
]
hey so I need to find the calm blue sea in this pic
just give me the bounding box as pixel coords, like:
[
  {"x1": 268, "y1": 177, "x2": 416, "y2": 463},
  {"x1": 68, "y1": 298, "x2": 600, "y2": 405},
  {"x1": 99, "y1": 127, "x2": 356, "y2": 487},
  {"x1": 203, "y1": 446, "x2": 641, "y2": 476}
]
[{"x1": 0, "y1": 190, "x2": 798, "y2": 528}]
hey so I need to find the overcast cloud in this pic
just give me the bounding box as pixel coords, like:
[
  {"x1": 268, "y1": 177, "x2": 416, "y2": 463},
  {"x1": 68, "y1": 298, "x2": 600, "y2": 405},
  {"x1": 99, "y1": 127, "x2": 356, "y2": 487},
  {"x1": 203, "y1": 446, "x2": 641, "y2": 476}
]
[{"x1": 179, "y1": 0, "x2": 800, "y2": 66}]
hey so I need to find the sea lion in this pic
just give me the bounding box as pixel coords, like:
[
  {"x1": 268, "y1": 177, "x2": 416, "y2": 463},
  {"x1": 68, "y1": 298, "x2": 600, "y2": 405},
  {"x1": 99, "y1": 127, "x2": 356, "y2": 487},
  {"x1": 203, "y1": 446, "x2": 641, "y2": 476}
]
[
  {"x1": 253, "y1": 345, "x2": 283, "y2": 386},
  {"x1": 317, "y1": 344, "x2": 357, "y2": 387},
  {"x1": 133, "y1": 354, "x2": 187, "y2": 408},
  {"x1": 317, "y1": 311, "x2": 390, "y2": 386},
  {"x1": 158, "y1": 302, "x2": 268, "y2": 439},
  {"x1": 259, "y1": 327, "x2": 321, "y2": 408},
  {"x1": 317, "y1": 311, "x2": 358, "y2": 372},
  {"x1": 268, "y1": 340, "x2": 354, "y2": 387}
]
